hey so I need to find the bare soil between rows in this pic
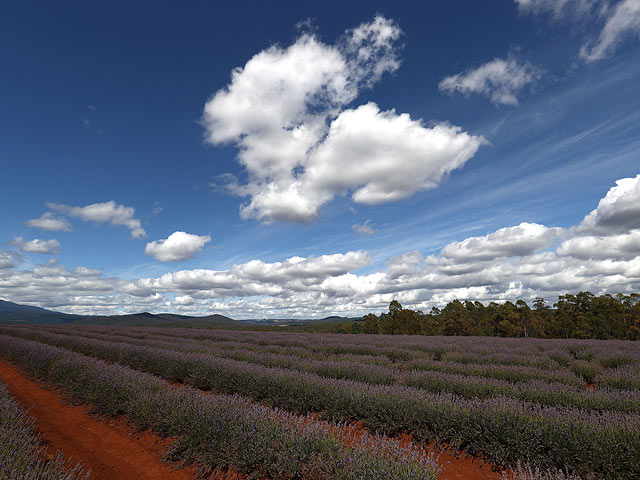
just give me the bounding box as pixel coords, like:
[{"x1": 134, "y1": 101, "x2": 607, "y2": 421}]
[
  {"x1": 0, "y1": 359, "x2": 198, "y2": 480},
  {"x1": 0, "y1": 358, "x2": 503, "y2": 480}
]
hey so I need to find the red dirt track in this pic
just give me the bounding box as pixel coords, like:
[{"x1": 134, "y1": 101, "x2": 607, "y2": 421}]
[
  {"x1": 0, "y1": 360, "x2": 196, "y2": 480},
  {"x1": 0, "y1": 358, "x2": 503, "y2": 480}
]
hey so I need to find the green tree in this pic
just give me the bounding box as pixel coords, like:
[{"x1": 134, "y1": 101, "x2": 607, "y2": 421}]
[{"x1": 361, "y1": 313, "x2": 379, "y2": 334}]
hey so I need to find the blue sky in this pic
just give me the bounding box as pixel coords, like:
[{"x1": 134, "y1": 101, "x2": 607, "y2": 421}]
[{"x1": 1, "y1": 0, "x2": 640, "y2": 318}]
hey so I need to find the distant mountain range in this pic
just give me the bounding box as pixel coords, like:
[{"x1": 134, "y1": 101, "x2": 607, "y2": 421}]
[
  {"x1": 0, "y1": 299, "x2": 360, "y2": 327},
  {"x1": 0, "y1": 299, "x2": 236, "y2": 327},
  {"x1": 0, "y1": 299, "x2": 79, "y2": 324}
]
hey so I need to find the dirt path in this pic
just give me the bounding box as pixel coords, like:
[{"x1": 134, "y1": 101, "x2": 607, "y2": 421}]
[
  {"x1": 434, "y1": 449, "x2": 503, "y2": 479},
  {"x1": 332, "y1": 419, "x2": 503, "y2": 480},
  {"x1": 0, "y1": 357, "x2": 503, "y2": 480},
  {"x1": 0, "y1": 360, "x2": 197, "y2": 480}
]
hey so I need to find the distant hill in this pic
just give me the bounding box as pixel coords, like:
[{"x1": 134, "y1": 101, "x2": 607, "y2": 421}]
[
  {"x1": 72, "y1": 312, "x2": 237, "y2": 327},
  {"x1": 247, "y1": 315, "x2": 362, "y2": 326},
  {"x1": 0, "y1": 300, "x2": 238, "y2": 327},
  {"x1": 0, "y1": 299, "x2": 79, "y2": 324},
  {"x1": 0, "y1": 299, "x2": 354, "y2": 329}
]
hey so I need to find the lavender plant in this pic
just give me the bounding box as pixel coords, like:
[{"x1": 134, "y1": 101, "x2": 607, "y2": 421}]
[
  {"x1": 0, "y1": 334, "x2": 439, "y2": 480},
  {"x1": 1, "y1": 329, "x2": 638, "y2": 479},
  {"x1": 0, "y1": 380, "x2": 89, "y2": 480}
]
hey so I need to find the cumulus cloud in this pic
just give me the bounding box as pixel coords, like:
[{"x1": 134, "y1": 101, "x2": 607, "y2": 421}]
[
  {"x1": 203, "y1": 16, "x2": 484, "y2": 223},
  {"x1": 576, "y1": 174, "x2": 640, "y2": 234},
  {"x1": 174, "y1": 294, "x2": 195, "y2": 306},
  {"x1": 0, "y1": 261, "x2": 120, "y2": 310},
  {"x1": 47, "y1": 201, "x2": 146, "y2": 239},
  {"x1": 0, "y1": 251, "x2": 21, "y2": 270},
  {"x1": 125, "y1": 251, "x2": 371, "y2": 298},
  {"x1": 439, "y1": 57, "x2": 542, "y2": 106},
  {"x1": 144, "y1": 231, "x2": 211, "y2": 262},
  {"x1": 11, "y1": 237, "x2": 61, "y2": 255},
  {"x1": 557, "y1": 231, "x2": 640, "y2": 260},
  {"x1": 581, "y1": 0, "x2": 640, "y2": 61},
  {"x1": 352, "y1": 220, "x2": 377, "y2": 235},
  {"x1": 439, "y1": 223, "x2": 562, "y2": 263},
  {"x1": 25, "y1": 212, "x2": 73, "y2": 232},
  {"x1": 2, "y1": 176, "x2": 640, "y2": 318},
  {"x1": 386, "y1": 251, "x2": 424, "y2": 278}
]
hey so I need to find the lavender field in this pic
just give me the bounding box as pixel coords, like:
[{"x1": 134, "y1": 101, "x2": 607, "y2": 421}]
[{"x1": 0, "y1": 326, "x2": 638, "y2": 479}]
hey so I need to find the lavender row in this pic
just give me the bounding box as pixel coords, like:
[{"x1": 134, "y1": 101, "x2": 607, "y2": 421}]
[
  {"x1": 503, "y1": 462, "x2": 591, "y2": 480},
  {"x1": 54, "y1": 326, "x2": 566, "y2": 370},
  {"x1": 65, "y1": 326, "x2": 640, "y2": 388},
  {"x1": 148, "y1": 327, "x2": 640, "y2": 363},
  {"x1": 403, "y1": 370, "x2": 638, "y2": 413},
  {"x1": 0, "y1": 380, "x2": 88, "y2": 480},
  {"x1": 3, "y1": 329, "x2": 637, "y2": 479},
  {"x1": 22, "y1": 326, "x2": 604, "y2": 387},
  {"x1": 0, "y1": 334, "x2": 440, "y2": 480},
  {"x1": 55, "y1": 325, "x2": 640, "y2": 374},
  {"x1": 12, "y1": 327, "x2": 638, "y2": 413}
]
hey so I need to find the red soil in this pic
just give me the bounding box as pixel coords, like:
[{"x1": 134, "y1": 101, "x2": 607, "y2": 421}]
[
  {"x1": 430, "y1": 447, "x2": 504, "y2": 480},
  {"x1": 0, "y1": 357, "x2": 504, "y2": 480},
  {"x1": 328, "y1": 418, "x2": 504, "y2": 480},
  {"x1": 0, "y1": 360, "x2": 197, "y2": 480}
]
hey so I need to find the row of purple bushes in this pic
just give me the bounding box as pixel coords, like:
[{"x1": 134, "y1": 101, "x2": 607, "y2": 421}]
[
  {"x1": 15, "y1": 326, "x2": 639, "y2": 413},
  {"x1": 0, "y1": 334, "x2": 440, "y2": 480},
  {"x1": 33, "y1": 325, "x2": 640, "y2": 384},
  {"x1": 71, "y1": 325, "x2": 640, "y2": 376},
  {"x1": 1, "y1": 328, "x2": 637, "y2": 479}
]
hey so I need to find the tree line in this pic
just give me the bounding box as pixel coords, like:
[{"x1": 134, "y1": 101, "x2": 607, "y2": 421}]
[{"x1": 333, "y1": 292, "x2": 640, "y2": 340}]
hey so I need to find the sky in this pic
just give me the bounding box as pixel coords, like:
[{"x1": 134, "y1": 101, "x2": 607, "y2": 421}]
[{"x1": 1, "y1": 0, "x2": 640, "y2": 318}]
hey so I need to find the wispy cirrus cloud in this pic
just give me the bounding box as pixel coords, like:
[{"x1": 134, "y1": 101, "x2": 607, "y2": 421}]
[
  {"x1": 352, "y1": 220, "x2": 377, "y2": 235},
  {"x1": 514, "y1": 0, "x2": 602, "y2": 18},
  {"x1": 516, "y1": 0, "x2": 640, "y2": 62},
  {"x1": 581, "y1": 0, "x2": 640, "y2": 61}
]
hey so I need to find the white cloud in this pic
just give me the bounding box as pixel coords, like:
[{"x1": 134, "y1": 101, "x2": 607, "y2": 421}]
[
  {"x1": 11, "y1": 237, "x2": 61, "y2": 255},
  {"x1": 0, "y1": 251, "x2": 21, "y2": 270},
  {"x1": 2, "y1": 176, "x2": 640, "y2": 318},
  {"x1": 576, "y1": 174, "x2": 640, "y2": 234},
  {"x1": 203, "y1": 16, "x2": 484, "y2": 223},
  {"x1": 238, "y1": 103, "x2": 485, "y2": 222},
  {"x1": 386, "y1": 251, "x2": 424, "y2": 278},
  {"x1": 174, "y1": 294, "x2": 195, "y2": 306},
  {"x1": 308, "y1": 104, "x2": 485, "y2": 205},
  {"x1": 0, "y1": 261, "x2": 121, "y2": 312},
  {"x1": 557, "y1": 231, "x2": 640, "y2": 260},
  {"x1": 25, "y1": 212, "x2": 73, "y2": 232},
  {"x1": 47, "y1": 201, "x2": 146, "y2": 239},
  {"x1": 352, "y1": 220, "x2": 377, "y2": 235},
  {"x1": 73, "y1": 266, "x2": 102, "y2": 276},
  {"x1": 439, "y1": 223, "x2": 562, "y2": 263},
  {"x1": 581, "y1": 0, "x2": 640, "y2": 61},
  {"x1": 125, "y1": 251, "x2": 371, "y2": 298},
  {"x1": 439, "y1": 57, "x2": 542, "y2": 106},
  {"x1": 144, "y1": 231, "x2": 211, "y2": 262}
]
